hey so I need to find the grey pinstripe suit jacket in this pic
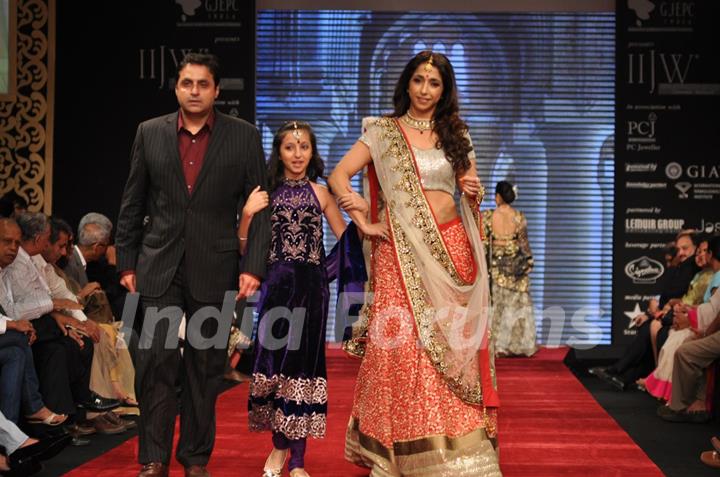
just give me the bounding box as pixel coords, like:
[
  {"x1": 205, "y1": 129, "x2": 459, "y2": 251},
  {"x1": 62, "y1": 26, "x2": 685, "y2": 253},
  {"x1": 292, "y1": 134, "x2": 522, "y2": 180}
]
[{"x1": 115, "y1": 110, "x2": 271, "y2": 302}]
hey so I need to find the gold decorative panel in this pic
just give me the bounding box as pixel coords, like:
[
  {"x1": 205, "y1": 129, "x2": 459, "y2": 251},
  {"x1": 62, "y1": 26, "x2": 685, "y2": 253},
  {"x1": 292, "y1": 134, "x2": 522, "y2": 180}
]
[{"x1": 0, "y1": 0, "x2": 55, "y2": 213}]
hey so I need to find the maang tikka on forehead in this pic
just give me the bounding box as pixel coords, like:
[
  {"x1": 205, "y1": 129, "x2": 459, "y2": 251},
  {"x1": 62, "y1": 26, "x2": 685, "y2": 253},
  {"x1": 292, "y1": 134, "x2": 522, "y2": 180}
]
[
  {"x1": 291, "y1": 121, "x2": 302, "y2": 140},
  {"x1": 424, "y1": 54, "x2": 434, "y2": 73}
]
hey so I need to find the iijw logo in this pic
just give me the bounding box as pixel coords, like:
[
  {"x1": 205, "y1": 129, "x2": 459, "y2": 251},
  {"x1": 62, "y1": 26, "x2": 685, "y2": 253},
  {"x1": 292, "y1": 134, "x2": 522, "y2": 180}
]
[
  {"x1": 627, "y1": 50, "x2": 698, "y2": 94},
  {"x1": 138, "y1": 46, "x2": 210, "y2": 89}
]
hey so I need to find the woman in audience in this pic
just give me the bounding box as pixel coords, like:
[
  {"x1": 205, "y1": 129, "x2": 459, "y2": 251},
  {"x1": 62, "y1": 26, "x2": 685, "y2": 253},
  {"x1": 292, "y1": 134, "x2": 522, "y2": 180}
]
[
  {"x1": 641, "y1": 235, "x2": 715, "y2": 398},
  {"x1": 645, "y1": 235, "x2": 720, "y2": 401},
  {"x1": 483, "y1": 181, "x2": 537, "y2": 357}
]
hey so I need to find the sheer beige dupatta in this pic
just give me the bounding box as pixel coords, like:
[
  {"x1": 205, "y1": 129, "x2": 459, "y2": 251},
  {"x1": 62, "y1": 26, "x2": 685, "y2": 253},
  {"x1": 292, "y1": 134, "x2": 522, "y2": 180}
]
[{"x1": 351, "y1": 116, "x2": 497, "y2": 407}]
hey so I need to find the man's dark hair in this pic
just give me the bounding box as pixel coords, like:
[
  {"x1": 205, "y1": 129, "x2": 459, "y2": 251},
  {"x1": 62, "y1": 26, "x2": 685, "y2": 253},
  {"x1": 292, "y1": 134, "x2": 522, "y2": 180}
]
[
  {"x1": 49, "y1": 216, "x2": 73, "y2": 244},
  {"x1": 676, "y1": 230, "x2": 698, "y2": 247},
  {"x1": 177, "y1": 53, "x2": 221, "y2": 86}
]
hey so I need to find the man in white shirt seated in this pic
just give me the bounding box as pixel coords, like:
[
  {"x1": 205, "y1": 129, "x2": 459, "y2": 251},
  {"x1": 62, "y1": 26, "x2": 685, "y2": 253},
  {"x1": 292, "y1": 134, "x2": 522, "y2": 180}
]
[
  {"x1": 1, "y1": 214, "x2": 120, "y2": 424},
  {"x1": 0, "y1": 218, "x2": 68, "y2": 427}
]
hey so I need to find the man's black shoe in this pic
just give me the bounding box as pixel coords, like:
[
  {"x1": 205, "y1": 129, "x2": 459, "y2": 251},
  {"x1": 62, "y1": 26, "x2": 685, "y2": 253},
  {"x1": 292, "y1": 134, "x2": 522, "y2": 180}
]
[
  {"x1": 8, "y1": 432, "x2": 72, "y2": 468},
  {"x1": 595, "y1": 369, "x2": 626, "y2": 391},
  {"x1": 78, "y1": 392, "x2": 120, "y2": 412},
  {"x1": 588, "y1": 366, "x2": 609, "y2": 378},
  {"x1": 70, "y1": 436, "x2": 91, "y2": 447}
]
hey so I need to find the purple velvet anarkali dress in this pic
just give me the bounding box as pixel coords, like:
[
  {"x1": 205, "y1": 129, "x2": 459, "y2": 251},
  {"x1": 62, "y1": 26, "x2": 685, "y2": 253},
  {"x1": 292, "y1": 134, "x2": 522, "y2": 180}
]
[{"x1": 248, "y1": 177, "x2": 329, "y2": 441}]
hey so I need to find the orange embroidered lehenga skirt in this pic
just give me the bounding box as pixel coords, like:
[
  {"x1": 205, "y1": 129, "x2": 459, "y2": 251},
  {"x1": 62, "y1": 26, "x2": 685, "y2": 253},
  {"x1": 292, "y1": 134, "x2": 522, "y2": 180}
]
[{"x1": 345, "y1": 218, "x2": 502, "y2": 477}]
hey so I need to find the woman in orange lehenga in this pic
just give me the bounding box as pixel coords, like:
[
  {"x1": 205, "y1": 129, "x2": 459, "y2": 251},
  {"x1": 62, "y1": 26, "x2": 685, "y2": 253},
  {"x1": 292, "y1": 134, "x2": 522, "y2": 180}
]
[{"x1": 329, "y1": 51, "x2": 501, "y2": 477}]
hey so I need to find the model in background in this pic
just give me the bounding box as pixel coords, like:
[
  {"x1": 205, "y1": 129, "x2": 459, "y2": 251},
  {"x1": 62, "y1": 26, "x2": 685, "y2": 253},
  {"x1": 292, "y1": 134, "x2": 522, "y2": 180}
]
[{"x1": 483, "y1": 181, "x2": 537, "y2": 357}]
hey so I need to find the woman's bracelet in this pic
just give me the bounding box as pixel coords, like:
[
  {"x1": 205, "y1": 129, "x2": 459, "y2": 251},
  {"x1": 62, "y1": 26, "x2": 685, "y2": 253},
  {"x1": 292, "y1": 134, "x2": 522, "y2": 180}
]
[{"x1": 239, "y1": 237, "x2": 248, "y2": 241}]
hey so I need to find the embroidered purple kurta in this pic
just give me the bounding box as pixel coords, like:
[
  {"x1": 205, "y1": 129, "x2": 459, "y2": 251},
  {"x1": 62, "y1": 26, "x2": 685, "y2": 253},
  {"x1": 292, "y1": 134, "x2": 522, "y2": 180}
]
[{"x1": 248, "y1": 178, "x2": 329, "y2": 440}]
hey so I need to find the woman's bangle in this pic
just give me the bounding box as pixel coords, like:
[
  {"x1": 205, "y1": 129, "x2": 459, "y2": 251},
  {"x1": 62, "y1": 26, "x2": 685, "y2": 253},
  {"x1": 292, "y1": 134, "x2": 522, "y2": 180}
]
[{"x1": 239, "y1": 237, "x2": 248, "y2": 241}]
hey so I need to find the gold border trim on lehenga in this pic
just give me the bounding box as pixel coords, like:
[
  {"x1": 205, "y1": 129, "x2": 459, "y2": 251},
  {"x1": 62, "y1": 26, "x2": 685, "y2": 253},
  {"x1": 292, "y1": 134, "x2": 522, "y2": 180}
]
[{"x1": 345, "y1": 417, "x2": 501, "y2": 477}]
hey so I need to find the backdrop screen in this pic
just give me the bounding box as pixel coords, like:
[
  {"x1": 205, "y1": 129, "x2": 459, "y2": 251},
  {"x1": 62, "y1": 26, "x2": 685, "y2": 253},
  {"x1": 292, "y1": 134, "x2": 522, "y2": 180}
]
[{"x1": 256, "y1": 10, "x2": 616, "y2": 346}]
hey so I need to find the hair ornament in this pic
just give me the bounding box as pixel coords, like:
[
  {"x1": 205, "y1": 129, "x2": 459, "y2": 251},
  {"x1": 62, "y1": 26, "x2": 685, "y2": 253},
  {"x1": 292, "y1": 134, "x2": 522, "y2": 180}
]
[
  {"x1": 512, "y1": 184, "x2": 519, "y2": 199},
  {"x1": 292, "y1": 121, "x2": 302, "y2": 140},
  {"x1": 424, "y1": 53, "x2": 434, "y2": 73}
]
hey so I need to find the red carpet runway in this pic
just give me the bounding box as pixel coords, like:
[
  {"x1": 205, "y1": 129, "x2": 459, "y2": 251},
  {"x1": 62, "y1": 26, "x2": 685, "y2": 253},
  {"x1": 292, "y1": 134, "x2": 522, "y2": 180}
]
[{"x1": 66, "y1": 347, "x2": 663, "y2": 476}]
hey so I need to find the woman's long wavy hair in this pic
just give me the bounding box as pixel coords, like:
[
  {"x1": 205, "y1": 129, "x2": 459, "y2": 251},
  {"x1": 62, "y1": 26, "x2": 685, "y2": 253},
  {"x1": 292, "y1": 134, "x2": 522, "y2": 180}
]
[
  {"x1": 390, "y1": 50, "x2": 473, "y2": 174},
  {"x1": 267, "y1": 121, "x2": 325, "y2": 191}
]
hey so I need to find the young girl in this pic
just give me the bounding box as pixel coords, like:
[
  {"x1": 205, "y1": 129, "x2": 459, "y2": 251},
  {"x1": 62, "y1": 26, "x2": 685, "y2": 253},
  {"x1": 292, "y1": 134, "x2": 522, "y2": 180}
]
[{"x1": 243, "y1": 121, "x2": 349, "y2": 477}]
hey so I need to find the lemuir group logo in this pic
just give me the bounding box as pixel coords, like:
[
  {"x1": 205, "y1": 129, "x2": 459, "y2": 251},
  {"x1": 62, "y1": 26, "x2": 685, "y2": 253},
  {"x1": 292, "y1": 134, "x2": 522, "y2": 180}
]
[{"x1": 625, "y1": 256, "x2": 665, "y2": 284}]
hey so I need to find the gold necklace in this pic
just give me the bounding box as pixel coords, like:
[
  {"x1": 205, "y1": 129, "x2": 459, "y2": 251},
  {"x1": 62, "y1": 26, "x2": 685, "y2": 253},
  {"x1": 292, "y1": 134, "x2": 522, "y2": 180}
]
[{"x1": 400, "y1": 112, "x2": 435, "y2": 134}]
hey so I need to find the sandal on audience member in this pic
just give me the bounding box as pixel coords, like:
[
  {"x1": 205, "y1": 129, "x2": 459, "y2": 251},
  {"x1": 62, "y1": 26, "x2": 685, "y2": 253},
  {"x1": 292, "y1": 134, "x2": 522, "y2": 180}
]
[
  {"x1": 25, "y1": 409, "x2": 67, "y2": 426},
  {"x1": 701, "y1": 450, "x2": 720, "y2": 469}
]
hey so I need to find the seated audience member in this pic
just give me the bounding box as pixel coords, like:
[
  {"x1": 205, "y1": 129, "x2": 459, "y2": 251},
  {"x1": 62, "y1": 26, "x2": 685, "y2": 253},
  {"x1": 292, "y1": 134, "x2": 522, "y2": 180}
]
[
  {"x1": 0, "y1": 215, "x2": 121, "y2": 432},
  {"x1": 0, "y1": 409, "x2": 71, "y2": 476},
  {"x1": 640, "y1": 235, "x2": 718, "y2": 399},
  {"x1": 20, "y1": 214, "x2": 134, "y2": 432},
  {"x1": 0, "y1": 221, "x2": 67, "y2": 426},
  {"x1": 650, "y1": 233, "x2": 714, "y2": 354},
  {"x1": 67, "y1": 213, "x2": 129, "y2": 325},
  {"x1": 591, "y1": 230, "x2": 701, "y2": 389},
  {"x1": 657, "y1": 276, "x2": 720, "y2": 423},
  {"x1": 63, "y1": 214, "x2": 109, "y2": 287},
  {"x1": 46, "y1": 217, "x2": 138, "y2": 415}
]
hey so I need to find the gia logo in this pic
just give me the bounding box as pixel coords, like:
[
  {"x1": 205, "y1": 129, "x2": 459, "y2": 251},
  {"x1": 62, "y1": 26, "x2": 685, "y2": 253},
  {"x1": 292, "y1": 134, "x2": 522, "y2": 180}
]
[
  {"x1": 665, "y1": 162, "x2": 683, "y2": 180},
  {"x1": 625, "y1": 256, "x2": 665, "y2": 284}
]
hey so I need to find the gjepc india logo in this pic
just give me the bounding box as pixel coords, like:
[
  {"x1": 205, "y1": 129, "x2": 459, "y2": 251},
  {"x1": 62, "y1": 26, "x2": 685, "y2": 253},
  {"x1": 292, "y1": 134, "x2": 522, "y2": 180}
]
[
  {"x1": 628, "y1": 0, "x2": 655, "y2": 26},
  {"x1": 176, "y1": 0, "x2": 201, "y2": 21}
]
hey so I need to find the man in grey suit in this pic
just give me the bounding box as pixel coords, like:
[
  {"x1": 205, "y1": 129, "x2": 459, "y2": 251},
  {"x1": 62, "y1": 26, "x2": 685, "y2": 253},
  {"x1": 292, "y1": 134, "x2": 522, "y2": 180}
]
[
  {"x1": 116, "y1": 53, "x2": 270, "y2": 477},
  {"x1": 63, "y1": 212, "x2": 114, "y2": 288}
]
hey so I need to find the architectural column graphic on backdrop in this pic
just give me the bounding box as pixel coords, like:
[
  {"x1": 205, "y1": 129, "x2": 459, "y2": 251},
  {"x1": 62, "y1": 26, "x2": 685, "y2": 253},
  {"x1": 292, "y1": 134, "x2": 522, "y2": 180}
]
[{"x1": 0, "y1": 0, "x2": 54, "y2": 213}]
